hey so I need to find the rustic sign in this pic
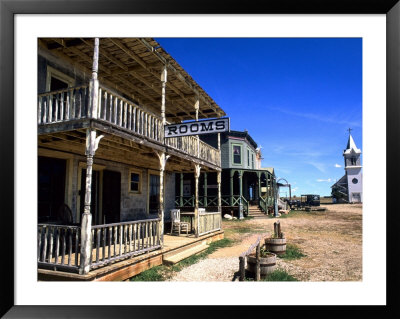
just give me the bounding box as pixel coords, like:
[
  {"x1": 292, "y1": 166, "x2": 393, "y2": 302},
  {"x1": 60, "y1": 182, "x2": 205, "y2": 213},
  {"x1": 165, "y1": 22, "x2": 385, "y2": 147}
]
[{"x1": 164, "y1": 118, "x2": 230, "y2": 138}]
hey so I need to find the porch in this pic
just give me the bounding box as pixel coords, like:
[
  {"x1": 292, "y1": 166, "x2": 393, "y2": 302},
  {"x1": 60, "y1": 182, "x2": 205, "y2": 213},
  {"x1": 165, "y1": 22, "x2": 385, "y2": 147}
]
[
  {"x1": 38, "y1": 229, "x2": 224, "y2": 281},
  {"x1": 174, "y1": 168, "x2": 278, "y2": 218},
  {"x1": 38, "y1": 210, "x2": 222, "y2": 274}
]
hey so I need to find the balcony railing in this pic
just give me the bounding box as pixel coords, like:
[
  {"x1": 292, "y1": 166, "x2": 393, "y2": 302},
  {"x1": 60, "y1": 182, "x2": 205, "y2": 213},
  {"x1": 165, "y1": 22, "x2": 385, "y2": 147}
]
[{"x1": 38, "y1": 84, "x2": 221, "y2": 167}]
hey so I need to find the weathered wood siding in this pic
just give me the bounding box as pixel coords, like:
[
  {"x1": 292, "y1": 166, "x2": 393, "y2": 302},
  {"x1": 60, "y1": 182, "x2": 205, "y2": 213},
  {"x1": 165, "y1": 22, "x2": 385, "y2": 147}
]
[
  {"x1": 39, "y1": 150, "x2": 175, "y2": 224},
  {"x1": 224, "y1": 139, "x2": 257, "y2": 170}
]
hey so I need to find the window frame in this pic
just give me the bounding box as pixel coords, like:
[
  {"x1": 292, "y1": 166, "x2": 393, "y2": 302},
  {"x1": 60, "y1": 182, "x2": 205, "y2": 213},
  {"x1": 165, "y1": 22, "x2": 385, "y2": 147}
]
[
  {"x1": 129, "y1": 169, "x2": 142, "y2": 194},
  {"x1": 46, "y1": 65, "x2": 75, "y2": 92},
  {"x1": 232, "y1": 143, "x2": 242, "y2": 165}
]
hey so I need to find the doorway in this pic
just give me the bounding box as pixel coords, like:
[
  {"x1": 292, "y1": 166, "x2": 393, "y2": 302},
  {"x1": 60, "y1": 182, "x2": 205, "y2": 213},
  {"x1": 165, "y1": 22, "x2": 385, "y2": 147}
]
[
  {"x1": 102, "y1": 170, "x2": 121, "y2": 224},
  {"x1": 38, "y1": 156, "x2": 66, "y2": 223},
  {"x1": 148, "y1": 174, "x2": 160, "y2": 215}
]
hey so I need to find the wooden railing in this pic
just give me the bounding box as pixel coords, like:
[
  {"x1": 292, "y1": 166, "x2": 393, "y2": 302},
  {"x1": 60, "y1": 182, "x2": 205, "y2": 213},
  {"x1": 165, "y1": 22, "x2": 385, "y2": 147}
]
[
  {"x1": 241, "y1": 196, "x2": 249, "y2": 215},
  {"x1": 259, "y1": 197, "x2": 268, "y2": 214},
  {"x1": 198, "y1": 211, "x2": 221, "y2": 236},
  {"x1": 165, "y1": 136, "x2": 221, "y2": 167},
  {"x1": 97, "y1": 86, "x2": 162, "y2": 142},
  {"x1": 38, "y1": 84, "x2": 221, "y2": 167},
  {"x1": 38, "y1": 224, "x2": 81, "y2": 272},
  {"x1": 90, "y1": 218, "x2": 161, "y2": 269},
  {"x1": 38, "y1": 86, "x2": 89, "y2": 124},
  {"x1": 174, "y1": 196, "x2": 220, "y2": 208}
]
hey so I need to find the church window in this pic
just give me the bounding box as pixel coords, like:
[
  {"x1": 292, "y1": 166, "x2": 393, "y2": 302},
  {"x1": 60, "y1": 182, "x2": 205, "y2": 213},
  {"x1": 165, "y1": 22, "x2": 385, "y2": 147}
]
[
  {"x1": 352, "y1": 178, "x2": 358, "y2": 184},
  {"x1": 350, "y1": 157, "x2": 357, "y2": 165}
]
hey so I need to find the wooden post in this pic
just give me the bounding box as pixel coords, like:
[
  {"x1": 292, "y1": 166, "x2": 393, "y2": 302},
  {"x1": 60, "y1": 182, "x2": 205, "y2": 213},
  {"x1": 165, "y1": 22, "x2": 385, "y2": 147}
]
[
  {"x1": 79, "y1": 128, "x2": 103, "y2": 274},
  {"x1": 155, "y1": 151, "x2": 170, "y2": 247},
  {"x1": 204, "y1": 172, "x2": 208, "y2": 207},
  {"x1": 160, "y1": 66, "x2": 167, "y2": 138},
  {"x1": 217, "y1": 132, "x2": 222, "y2": 213},
  {"x1": 195, "y1": 99, "x2": 200, "y2": 157},
  {"x1": 266, "y1": 173, "x2": 270, "y2": 206},
  {"x1": 274, "y1": 177, "x2": 279, "y2": 217},
  {"x1": 255, "y1": 242, "x2": 261, "y2": 281},
  {"x1": 179, "y1": 173, "x2": 184, "y2": 207},
  {"x1": 277, "y1": 220, "x2": 282, "y2": 238},
  {"x1": 257, "y1": 172, "x2": 261, "y2": 199},
  {"x1": 217, "y1": 171, "x2": 222, "y2": 214},
  {"x1": 194, "y1": 164, "x2": 201, "y2": 237},
  {"x1": 89, "y1": 38, "x2": 99, "y2": 119},
  {"x1": 230, "y1": 170, "x2": 234, "y2": 206},
  {"x1": 238, "y1": 170, "x2": 243, "y2": 219},
  {"x1": 239, "y1": 256, "x2": 245, "y2": 281}
]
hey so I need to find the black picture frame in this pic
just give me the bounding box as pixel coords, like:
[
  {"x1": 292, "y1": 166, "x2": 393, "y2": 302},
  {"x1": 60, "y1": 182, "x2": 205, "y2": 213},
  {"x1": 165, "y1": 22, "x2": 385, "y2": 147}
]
[{"x1": 1, "y1": 0, "x2": 399, "y2": 317}]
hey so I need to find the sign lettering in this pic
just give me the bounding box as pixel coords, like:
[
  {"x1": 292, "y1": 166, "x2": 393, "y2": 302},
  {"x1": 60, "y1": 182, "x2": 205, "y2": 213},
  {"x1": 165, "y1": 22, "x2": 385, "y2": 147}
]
[{"x1": 164, "y1": 118, "x2": 230, "y2": 138}]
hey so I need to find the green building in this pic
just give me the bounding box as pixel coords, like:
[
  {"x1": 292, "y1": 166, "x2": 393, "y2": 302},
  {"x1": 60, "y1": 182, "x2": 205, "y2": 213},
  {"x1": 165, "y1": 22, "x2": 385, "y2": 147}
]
[{"x1": 175, "y1": 130, "x2": 277, "y2": 218}]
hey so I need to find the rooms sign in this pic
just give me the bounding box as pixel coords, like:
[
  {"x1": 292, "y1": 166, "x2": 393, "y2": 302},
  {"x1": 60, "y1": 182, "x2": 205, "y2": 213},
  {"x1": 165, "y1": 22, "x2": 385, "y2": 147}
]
[{"x1": 164, "y1": 118, "x2": 230, "y2": 138}]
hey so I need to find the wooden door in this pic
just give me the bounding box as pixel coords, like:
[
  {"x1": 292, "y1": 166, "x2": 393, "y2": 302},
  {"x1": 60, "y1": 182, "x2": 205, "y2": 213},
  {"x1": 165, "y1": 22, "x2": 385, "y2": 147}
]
[
  {"x1": 148, "y1": 174, "x2": 160, "y2": 215},
  {"x1": 102, "y1": 170, "x2": 121, "y2": 224}
]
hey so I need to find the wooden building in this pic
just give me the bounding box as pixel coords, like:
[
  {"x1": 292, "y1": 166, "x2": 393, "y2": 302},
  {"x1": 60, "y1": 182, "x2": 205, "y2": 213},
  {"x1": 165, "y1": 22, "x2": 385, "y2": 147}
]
[
  {"x1": 37, "y1": 38, "x2": 226, "y2": 278},
  {"x1": 175, "y1": 130, "x2": 277, "y2": 218}
]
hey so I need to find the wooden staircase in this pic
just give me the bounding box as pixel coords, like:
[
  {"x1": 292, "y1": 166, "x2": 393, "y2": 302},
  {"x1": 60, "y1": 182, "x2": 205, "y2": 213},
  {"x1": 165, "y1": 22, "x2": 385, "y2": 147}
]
[
  {"x1": 247, "y1": 205, "x2": 269, "y2": 219},
  {"x1": 163, "y1": 241, "x2": 209, "y2": 265}
]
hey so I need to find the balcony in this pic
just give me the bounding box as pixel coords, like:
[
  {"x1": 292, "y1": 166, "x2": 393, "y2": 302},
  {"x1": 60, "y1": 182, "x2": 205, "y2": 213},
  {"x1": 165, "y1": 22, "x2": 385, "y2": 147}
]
[{"x1": 38, "y1": 84, "x2": 221, "y2": 167}]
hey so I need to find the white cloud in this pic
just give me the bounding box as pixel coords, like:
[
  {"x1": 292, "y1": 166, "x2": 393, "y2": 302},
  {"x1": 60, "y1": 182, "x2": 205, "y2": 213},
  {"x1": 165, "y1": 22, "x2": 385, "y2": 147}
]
[
  {"x1": 308, "y1": 161, "x2": 326, "y2": 173},
  {"x1": 334, "y1": 163, "x2": 342, "y2": 168},
  {"x1": 267, "y1": 106, "x2": 361, "y2": 128},
  {"x1": 316, "y1": 178, "x2": 332, "y2": 182}
]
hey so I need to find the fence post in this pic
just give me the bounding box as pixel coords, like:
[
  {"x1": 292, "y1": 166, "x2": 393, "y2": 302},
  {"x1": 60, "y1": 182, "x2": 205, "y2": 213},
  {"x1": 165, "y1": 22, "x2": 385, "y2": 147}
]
[
  {"x1": 255, "y1": 242, "x2": 261, "y2": 281},
  {"x1": 239, "y1": 256, "x2": 245, "y2": 281}
]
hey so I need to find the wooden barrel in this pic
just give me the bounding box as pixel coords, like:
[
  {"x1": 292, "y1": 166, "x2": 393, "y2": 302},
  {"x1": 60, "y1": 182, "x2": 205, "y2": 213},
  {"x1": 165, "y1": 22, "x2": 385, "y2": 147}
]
[
  {"x1": 246, "y1": 252, "x2": 276, "y2": 276},
  {"x1": 265, "y1": 238, "x2": 286, "y2": 255}
]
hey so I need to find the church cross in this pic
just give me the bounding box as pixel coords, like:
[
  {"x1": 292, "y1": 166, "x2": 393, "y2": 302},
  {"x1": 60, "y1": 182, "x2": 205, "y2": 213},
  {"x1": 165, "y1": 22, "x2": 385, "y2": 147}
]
[{"x1": 348, "y1": 128, "x2": 352, "y2": 135}]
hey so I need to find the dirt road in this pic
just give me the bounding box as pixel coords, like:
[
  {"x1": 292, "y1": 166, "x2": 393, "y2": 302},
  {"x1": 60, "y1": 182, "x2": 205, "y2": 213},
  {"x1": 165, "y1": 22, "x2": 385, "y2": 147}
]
[{"x1": 168, "y1": 204, "x2": 362, "y2": 282}]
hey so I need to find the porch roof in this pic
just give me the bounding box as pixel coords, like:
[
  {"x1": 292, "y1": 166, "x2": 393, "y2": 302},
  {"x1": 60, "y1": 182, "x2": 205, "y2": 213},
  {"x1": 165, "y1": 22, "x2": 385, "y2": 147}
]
[{"x1": 38, "y1": 38, "x2": 226, "y2": 123}]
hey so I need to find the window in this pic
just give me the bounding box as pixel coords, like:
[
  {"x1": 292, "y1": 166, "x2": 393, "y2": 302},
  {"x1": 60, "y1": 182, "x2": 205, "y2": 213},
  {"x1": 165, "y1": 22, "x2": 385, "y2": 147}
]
[
  {"x1": 252, "y1": 153, "x2": 254, "y2": 169},
  {"x1": 46, "y1": 66, "x2": 75, "y2": 92},
  {"x1": 247, "y1": 149, "x2": 250, "y2": 166},
  {"x1": 350, "y1": 157, "x2": 357, "y2": 165},
  {"x1": 232, "y1": 145, "x2": 242, "y2": 164},
  {"x1": 130, "y1": 170, "x2": 141, "y2": 193},
  {"x1": 352, "y1": 178, "x2": 358, "y2": 184}
]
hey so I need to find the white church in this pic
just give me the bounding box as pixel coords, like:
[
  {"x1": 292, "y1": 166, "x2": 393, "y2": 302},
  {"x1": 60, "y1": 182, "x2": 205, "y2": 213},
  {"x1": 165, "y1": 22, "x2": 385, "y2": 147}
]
[{"x1": 331, "y1": 132, "x2": 362, "y2": 203}]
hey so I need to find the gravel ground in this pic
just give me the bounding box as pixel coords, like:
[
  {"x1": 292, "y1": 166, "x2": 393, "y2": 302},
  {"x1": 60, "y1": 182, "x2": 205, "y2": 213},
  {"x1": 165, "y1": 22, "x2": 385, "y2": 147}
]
[{"x1": 167, "y1": 204, "x2": 362, "y2": 282}]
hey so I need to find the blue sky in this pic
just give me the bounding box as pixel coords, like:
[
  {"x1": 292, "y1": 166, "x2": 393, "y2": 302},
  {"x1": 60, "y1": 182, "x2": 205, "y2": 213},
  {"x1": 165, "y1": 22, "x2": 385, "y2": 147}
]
[{"x1": 156, "y1": 38, "x2": 362, "y2": 197}]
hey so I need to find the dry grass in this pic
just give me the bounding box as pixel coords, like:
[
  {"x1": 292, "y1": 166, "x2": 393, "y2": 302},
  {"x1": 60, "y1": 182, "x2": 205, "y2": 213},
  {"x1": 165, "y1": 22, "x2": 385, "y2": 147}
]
[{"x1": 218, "y1": 203, "x2": 362, "y2": 281}]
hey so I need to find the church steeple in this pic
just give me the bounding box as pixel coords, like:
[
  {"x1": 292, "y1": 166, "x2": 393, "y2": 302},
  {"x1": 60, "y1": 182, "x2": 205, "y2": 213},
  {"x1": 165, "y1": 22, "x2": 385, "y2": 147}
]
[
  {"x1": 344, "y1": 129, "x2": 361, "y2": 155},
  {"x1": 343, "y1": 129, "x2": 361, "y2": 167}
]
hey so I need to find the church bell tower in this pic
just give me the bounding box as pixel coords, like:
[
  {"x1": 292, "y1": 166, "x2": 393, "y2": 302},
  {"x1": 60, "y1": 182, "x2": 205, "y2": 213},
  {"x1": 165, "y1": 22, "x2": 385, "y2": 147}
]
[{"x1": 343, "y1": 129, "x2": 362, "y2": 203}]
